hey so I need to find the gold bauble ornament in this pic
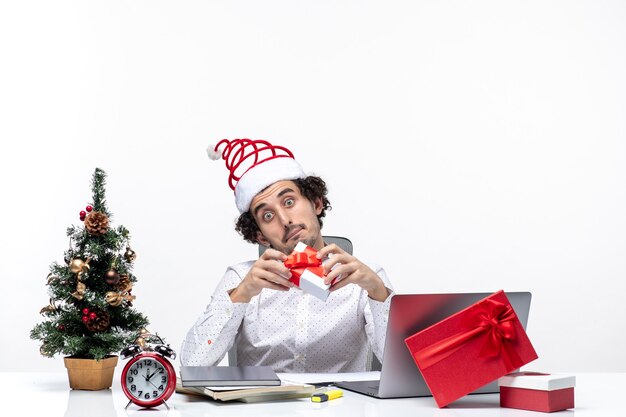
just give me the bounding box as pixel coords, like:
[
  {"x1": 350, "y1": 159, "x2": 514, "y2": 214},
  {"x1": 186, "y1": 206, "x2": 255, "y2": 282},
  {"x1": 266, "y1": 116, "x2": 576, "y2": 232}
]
[
  {"x1": 134, "y1": 329, "x2": 152, "y2": 349},
  {"x1": 69, "y1": 257, "x2": 90, "y2": 300},
  {"x1": 135, "y1": 337, "x2": 146, "y2": 349},
  {"x1": 69, "y1": 258, "x2": 90, "y2": 274},
  {"x1": 123, "y1": 246, "x2": 137, "y2": 262},
  {"x1": 40, "y1": 342, "x2": 53, "y2": 357}
]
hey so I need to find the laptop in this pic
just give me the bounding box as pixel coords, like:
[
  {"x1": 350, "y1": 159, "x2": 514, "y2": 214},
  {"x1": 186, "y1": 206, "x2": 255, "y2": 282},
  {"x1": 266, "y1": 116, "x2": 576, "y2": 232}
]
[{"x1": 335, "y1": 291, "x2": 533, "y2": 399}]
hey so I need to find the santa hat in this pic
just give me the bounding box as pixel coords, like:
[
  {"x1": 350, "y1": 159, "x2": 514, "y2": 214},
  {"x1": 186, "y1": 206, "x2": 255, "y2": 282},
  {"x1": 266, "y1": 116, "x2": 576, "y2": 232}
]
[{"x1": 207, "y1": 139, "x2": 306, "y2": 213}]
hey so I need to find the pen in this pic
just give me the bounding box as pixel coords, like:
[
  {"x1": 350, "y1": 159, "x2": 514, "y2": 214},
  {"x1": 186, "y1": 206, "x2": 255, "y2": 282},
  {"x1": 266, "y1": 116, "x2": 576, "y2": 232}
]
[{"x1": 311, "y1": 389, "x2": 343, "y2": 402}]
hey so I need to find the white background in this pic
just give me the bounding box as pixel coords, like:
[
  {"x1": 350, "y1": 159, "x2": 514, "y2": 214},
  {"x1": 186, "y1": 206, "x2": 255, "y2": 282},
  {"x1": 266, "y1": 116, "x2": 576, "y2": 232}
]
[{"x1": 1, "y1": 1, "x2": 624, "y2": 373}]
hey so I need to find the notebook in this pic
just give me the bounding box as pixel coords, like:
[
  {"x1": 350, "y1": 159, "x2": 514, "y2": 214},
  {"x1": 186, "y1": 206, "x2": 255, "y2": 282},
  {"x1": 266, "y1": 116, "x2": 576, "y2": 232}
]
[
  {"x1": 179, "y1": 365, "x2": 281, "y2": 387},
  {"x1": 175, "y1": 377, "x2": 315, "y2": 402},
  {"x1": 334, "y1": 291, "x2": 533, "y2": 399}
]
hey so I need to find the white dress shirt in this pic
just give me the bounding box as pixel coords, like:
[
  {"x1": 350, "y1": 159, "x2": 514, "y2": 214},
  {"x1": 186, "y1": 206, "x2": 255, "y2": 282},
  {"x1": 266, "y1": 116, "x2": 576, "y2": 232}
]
[{"x1": 180, "y1": 259, "x2": 394, "y2": 373}]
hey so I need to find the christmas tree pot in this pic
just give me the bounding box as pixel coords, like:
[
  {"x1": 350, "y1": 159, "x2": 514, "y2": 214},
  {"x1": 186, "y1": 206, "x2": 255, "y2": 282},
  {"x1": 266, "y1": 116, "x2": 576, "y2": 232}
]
[{"x1": 64, "y1": 355, "x2": 118, "y2": 390}]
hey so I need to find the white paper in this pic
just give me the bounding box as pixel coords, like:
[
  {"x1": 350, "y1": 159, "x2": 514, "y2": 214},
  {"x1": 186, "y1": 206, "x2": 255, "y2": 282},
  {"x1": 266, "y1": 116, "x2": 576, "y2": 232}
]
[{"x1": 205, "y1": 385, "x2": 268, "y2": 391}]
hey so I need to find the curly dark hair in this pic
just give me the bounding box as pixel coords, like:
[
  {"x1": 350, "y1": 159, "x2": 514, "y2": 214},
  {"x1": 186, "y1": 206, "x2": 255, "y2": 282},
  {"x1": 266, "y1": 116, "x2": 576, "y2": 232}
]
[{"x1": 235, "y1": 176, "x2": 332, "y2": 244}]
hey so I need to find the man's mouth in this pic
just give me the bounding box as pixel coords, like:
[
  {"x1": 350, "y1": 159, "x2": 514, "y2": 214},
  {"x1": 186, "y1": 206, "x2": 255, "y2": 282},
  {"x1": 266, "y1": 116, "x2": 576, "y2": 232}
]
[{"x1": 284, "y1": 225, "x2": 304, "y2": 243}]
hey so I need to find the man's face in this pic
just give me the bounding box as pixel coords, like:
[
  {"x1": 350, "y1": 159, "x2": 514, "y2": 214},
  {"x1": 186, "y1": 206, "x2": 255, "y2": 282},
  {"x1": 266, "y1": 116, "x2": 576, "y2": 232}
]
[{"x1": 250, "y1": 180, "x2": 323, "y2": 254}]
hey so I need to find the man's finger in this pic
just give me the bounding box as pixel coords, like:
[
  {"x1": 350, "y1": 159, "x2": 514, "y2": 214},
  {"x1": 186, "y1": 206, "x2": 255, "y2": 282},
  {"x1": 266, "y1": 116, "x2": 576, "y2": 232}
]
[
  {"x1": 324, "y1": 264, "x2": 347, "y2": 284},
  {"x1": 257, "y1": 269, "x2": 295, "y2": 288},
  {"x1": 329, "y1": 276, "x2": 352, "y2": 292},
  {"x1": 316, "y1": 243, "x2": 344, "y2": 259},
  {"x1": 261, "y1": 247, "x2": 288, "y2": 261},
  {"x1": 260, "y1": 259, "x2": 292, "y2": 279}
]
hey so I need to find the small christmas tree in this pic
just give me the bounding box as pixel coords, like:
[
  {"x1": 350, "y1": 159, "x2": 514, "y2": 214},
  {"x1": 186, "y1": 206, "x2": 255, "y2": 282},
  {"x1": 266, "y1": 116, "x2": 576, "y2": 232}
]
[{"x1": 31, "y1": 168, "x2": 149, "y2": 360}]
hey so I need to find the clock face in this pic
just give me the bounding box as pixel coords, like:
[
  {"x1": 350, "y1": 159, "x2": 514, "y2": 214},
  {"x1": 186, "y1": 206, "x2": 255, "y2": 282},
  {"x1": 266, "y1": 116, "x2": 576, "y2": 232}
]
[{"x1": 121, "y1": 353, "x2": 176, "y2": 407}]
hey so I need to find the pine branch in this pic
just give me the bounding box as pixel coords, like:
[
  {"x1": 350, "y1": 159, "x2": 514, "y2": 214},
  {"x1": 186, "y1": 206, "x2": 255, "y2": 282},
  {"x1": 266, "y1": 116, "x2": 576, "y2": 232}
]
[{"x1": 91, "y1": 168, "x2": 110, "y2": 216}]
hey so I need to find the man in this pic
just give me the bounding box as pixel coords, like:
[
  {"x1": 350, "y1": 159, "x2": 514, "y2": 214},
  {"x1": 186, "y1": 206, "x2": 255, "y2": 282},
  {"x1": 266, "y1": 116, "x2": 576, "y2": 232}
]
[{"x1": 180, "y1": 138, "x2": 393, "y2": 372}]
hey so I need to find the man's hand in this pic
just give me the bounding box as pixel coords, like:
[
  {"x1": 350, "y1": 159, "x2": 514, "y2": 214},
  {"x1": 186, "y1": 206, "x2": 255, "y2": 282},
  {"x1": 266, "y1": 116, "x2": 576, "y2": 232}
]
[
  {"x1": 317, "y1": 244, "x2": 390, "y2": 302},
  {"x1": 229, "y1": 248, "x2": 295, "y2": 303}
]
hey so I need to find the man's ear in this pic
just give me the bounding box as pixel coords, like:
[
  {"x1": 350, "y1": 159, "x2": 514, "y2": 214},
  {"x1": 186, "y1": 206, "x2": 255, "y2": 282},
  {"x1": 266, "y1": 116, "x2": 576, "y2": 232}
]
[
  {"x1": 256, "y1": 231, "x2": 271, "y2": 247},
  {"x1": 313, "y1": 197, "x2": 323, "y2": 215}
]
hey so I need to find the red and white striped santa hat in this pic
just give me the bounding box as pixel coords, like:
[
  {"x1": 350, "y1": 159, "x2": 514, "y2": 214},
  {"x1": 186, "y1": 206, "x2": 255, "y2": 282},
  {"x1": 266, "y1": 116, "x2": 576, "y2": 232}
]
[{"x1": 207, "y1": 138, "x2": 306, "y2": 213}]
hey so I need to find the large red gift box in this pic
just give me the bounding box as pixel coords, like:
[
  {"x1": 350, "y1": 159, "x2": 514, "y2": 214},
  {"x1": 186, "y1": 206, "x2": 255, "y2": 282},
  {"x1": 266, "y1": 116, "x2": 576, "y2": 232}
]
[
  {"x1": 284, "y1": 242, "x2": 336, "y2": 301},
  {"x1": 404, "y1": 290, "x2": 538, "y2": 408},
  {"x1": 499, "y1": 372, "x2": 575, "y2": 413}
]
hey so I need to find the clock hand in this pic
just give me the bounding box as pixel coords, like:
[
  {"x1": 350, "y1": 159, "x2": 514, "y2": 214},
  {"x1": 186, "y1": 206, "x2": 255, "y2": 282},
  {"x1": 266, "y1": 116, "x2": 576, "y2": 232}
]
[
  {"x1": 146, "y1": 378, "x2": 160, "y2": 390},
  {"x1": 146, "y1": 369, "x2": 159, "y2": 381}
]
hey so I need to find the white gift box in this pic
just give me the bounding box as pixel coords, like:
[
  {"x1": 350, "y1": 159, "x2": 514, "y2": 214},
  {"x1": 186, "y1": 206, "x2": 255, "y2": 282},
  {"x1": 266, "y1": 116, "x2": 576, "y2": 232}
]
[{"x1": 287, "y1": 242, "x2": 333, "y2": 301}]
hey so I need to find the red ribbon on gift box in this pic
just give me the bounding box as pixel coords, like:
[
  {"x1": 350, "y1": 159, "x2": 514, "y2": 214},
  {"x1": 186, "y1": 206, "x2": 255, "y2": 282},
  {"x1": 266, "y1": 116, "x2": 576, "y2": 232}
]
[
  {"x1": 414, "y1": 298, "x2": 524, "y2": 371},
  {"x1": 284, "y1": 245, "x2": 324, "y2": 287}
]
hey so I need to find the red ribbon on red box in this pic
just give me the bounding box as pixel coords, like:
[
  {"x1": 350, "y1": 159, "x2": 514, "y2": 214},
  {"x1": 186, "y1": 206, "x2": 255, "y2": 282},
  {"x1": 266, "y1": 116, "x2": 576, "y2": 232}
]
[
  {"x1": 415, "y1": 298, "x2": 524, "y2": 371},
  {"x1": 284, "y1": 245, "x2": 324, "y2": 287}
]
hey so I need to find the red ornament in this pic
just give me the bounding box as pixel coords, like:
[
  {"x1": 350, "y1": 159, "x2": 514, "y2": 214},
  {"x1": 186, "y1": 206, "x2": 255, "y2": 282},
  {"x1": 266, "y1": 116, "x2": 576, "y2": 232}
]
[
  {"x1": 82, "y1": 315, "x2": 89, "y2": 323},
  {"x1": 86, "y1": 205, "x2": 93, "y2": 212},
  {"x1": 82, "y1": 308, "x2": 90, "y2": 315},
  {"x1": 80, "y1": 210, "x2": 86, "y2": 217},
  {"x1": 89, "y1": 312, "x2": 97, "y2": 320},
  {"x1": 58, "y1": 324, "x2": 65, "y2": 331}
]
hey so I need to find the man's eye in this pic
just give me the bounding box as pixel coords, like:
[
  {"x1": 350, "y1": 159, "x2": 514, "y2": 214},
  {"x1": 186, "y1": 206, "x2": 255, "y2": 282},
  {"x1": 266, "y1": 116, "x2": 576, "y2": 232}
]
[
  {"x1": 263, "y1": 212, "x2": 274, "y2": 221},
  {"x1": 284, "y1": 198, "x2": 294, "y2": 207}
]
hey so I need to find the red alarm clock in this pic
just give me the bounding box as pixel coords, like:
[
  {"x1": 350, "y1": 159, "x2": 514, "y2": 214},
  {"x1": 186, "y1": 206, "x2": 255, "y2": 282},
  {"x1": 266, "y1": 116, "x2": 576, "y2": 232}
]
[{"x1": 120, "y1": 331, "x2": 177, "y2": 409}]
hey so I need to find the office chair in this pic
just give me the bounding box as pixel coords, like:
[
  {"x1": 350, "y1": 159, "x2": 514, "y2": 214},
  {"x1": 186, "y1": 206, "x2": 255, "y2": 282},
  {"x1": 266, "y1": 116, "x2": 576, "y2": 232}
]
[
  {"x1": 257, "y1": 235, "x2": 353, "y2": 257},
  {"x1": 229, "y1": 236, "x2": 382, "y2": 372}
]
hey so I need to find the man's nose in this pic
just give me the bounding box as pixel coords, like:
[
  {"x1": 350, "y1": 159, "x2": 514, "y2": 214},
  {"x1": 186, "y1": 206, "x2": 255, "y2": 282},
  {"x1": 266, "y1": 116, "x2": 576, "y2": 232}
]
[{"x1": 276, "y1": 209, "x2": 292, "y2": 227}]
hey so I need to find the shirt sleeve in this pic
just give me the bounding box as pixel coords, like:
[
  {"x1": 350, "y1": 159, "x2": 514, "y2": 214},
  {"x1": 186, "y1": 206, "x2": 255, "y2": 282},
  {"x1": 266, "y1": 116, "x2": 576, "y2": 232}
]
[
  {"x1": 179, "y1": 264, "x2": 250, "y2": 366},
  {"x1": 362, "y1": 264, "x2": 394, "y2": 363}
]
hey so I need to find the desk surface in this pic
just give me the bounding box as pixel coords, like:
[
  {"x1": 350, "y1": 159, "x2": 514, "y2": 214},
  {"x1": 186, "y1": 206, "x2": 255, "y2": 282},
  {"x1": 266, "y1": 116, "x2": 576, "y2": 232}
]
[{"x1": 4, "y1": 372, "x2": 622, "y2": 416}]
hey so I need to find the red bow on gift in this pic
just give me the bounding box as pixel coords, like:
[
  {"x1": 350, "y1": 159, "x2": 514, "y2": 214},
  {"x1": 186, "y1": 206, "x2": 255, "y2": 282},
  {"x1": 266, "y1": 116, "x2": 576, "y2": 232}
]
[
  {"x1": 284, "y1": 245, "x2": 324, "y2": 286},
  {"x1": 414, "y1": 298, "x2": 524, "y2": 371}
]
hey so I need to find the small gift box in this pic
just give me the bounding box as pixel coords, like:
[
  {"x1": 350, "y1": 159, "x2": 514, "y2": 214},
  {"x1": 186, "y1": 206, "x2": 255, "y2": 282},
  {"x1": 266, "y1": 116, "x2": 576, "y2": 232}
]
[
  {"x1": 404, "y1": 290, "x2": 538, "y2": 408},
  {"x1": 284, "y1": 242, "x2": 335, "y2": 301},
  {"x1": 499, "y1": 372, "x2": 575, "y2": 413}
]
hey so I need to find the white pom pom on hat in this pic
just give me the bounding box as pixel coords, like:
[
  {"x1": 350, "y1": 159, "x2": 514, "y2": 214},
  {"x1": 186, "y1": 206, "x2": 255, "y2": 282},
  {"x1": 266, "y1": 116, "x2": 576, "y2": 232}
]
[
  {"x1": 206, "y1": 144, "x2": 223, "y2": 160},
  {"x1": 207, "y1": 139, "x2": 305, "y2": 213}
]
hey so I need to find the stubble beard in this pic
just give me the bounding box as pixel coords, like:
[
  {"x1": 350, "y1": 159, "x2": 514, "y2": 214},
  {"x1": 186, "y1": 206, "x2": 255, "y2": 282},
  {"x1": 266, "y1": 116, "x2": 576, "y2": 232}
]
[
  {"x1": 280, "y1": 237, "x2": 315, "y2": 255},
  {"x1": 276, "y1": 231, "x2": 319, "y2": 255}
]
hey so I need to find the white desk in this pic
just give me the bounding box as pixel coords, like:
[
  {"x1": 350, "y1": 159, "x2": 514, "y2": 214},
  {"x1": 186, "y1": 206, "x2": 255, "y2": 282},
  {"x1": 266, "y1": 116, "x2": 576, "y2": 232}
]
[{"x1": 3, "y1": 372, "x2": 622, "y2": 416}]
